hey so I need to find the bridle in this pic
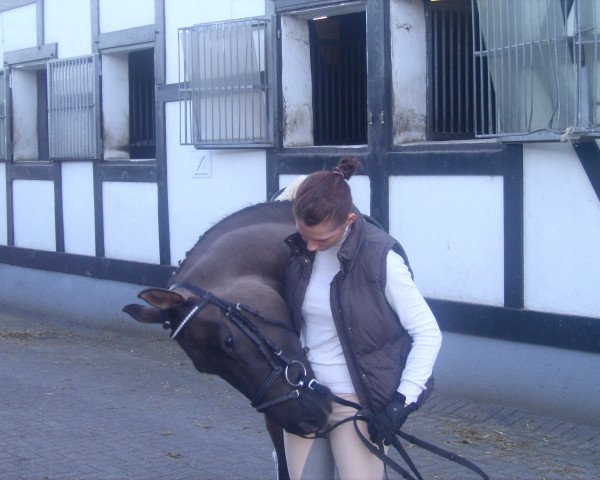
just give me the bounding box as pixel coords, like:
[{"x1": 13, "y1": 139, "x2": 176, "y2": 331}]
[
  {"x1": 165, "y1": 282, "x2": 322, "y2": 413},
  {"x1": 164, "y1": 282, "x2": 489, "y2": 480}
]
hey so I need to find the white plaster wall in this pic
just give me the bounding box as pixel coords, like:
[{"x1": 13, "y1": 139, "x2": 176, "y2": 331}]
[
  {"x1": 281, "y1": 16, "x2": 314, "y2": 147},
  {"x1": 103, "y1": 182, "x2": 160, "y2": 263},
  {"x1": 165, "y1": 0, "x2": 265, "y2": 84},
  {"x1": 390, "y1": 0, "x2": 427, "y2": 144},
  {"x1": 62, "y1": 162, "x2": 95, "y2": 256},
  {"x1": 0, "y1": 163, "x2": 6, "y2": 244},
  {"x1": 165, "y1": 102, "x2": 267, "y2": 265},
  {"x1": 389, "y1": 176, "x2": 504, "y2": 305},
  {"x1": 99, "y1": 0, "x2": 154, "y2": 33},
  {"x1": 11, "y1": 69, "x2": 38, "y2": 160},
  {"x1": 0, "y1": 4, "x2": 37, "y2": 55},
  {"x1": 101, "y1": 52, "x2": 129, "y2": 160},
  {"x1": 13, "y1": 180, "x2": 56, "y2": 251},
  {"x1": 278, "y1": 173, "x2": 370, "y2": 216},
  {"x1": 45, "y1": 0, "x2": 92, "y2": 58},
  {"x1": 524, "y1": 143, "x2": 600, "y2": 318}
]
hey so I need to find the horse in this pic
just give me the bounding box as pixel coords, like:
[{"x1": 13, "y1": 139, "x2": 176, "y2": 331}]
[{"x1": 123, "y1": 200, "x2": 332, "y2": 480}]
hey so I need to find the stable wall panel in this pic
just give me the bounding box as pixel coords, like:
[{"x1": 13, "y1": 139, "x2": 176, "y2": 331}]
[
  {"x1": 164, "y1": 0, "x2": 265, "y2": 84},
  {"x1": 99, "y1": 0, "x2": 154, "y2": 33},
  {"x1": 524, "y1": 143, "x2": 600, "y2": 318},
  {"x1": 13, "y1": 180, "x2": 56, "y2": 251},
  {"x1": 0, "y1": 4, "x2": 37, "y2": 57},
  {"x1": 389, "y1": 175, "x2": 504, "y2": 305},
  {"x1": 62, "y1": 162, "x2": 95, "y2": 256},
  {"x1": 165, "y1": 102, "x2": 267, "y2": 265},
  {"x1": 102, "y1": 182, "x2": 159, "y2": 263},
  {"x1": 0, "y1": 163, "x2": 6, "y2": 245},
  {"x1": 45, "y1": 0, "x2": 92, "y2": 58}
]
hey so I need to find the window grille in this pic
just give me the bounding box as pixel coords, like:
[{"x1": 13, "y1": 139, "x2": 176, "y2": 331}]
[
  {"x1": 129, "y1": 49, "x2": 155, "y2": 159},
  {"x1": 0, "y1": 71, "x2": 8, "y2": 160},
  {"x1": 47, "y1": 55, "x2": 100, "y2": 159},
  {"x1": 473, "y1": 0, "x2": 600, "y2": 139},
  {"x1": 179, "y1": 18, "x2": 271, "y2": 147},
  {"x1": 429, "y1": 1, "x2": 478, "y2": 139},
  {"x1": 310, "y1": 13, "x2": 367, "y2": 146}
]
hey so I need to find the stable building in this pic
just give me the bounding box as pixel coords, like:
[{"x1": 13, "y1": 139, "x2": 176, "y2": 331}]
[{"x1": 0, "y1": 0, "x2": 598, "y2": 423}]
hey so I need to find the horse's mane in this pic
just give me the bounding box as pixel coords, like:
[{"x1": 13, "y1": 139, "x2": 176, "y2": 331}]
[{"x1": 176, "y1": 200, "x2": 294, "y2": 271}]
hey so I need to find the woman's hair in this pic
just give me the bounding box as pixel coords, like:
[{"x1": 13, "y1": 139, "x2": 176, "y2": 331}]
[{"x1": 293, "y1": 157, "x2": 360, "y2": 227}]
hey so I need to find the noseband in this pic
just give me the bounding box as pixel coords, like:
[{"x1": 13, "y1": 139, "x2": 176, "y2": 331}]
[{"x1": 166, "y1": 282, "x2": 321, "y2": 413}]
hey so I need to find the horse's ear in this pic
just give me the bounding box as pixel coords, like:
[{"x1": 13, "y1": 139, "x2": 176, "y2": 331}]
[
  {"x1": 138, "y1": 288, "x2": 186, "y2": 309},
  {"x1": 122, "y1": 304, "x2": 163, "y2": 324}
]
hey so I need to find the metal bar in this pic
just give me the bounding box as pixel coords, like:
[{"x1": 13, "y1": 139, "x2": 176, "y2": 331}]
[
  {"x1": 433, "y1": 10, "x2": 439, "y2": 133},
  {"x1": 450, "y1": 10, "x2": 455, "y2": 133},
  {"x1": 441, "y1": 10, "x2": 447, "y2": 133}
]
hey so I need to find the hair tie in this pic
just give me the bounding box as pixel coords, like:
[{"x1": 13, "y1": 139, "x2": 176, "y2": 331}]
[{"x1": 333, "y1": 166, "x2": 345, "y2": 178}]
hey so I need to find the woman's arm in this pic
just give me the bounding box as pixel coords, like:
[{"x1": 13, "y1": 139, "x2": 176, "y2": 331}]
[{"x1": 384, "y1": 251, "x2": 442, "y2": 405}]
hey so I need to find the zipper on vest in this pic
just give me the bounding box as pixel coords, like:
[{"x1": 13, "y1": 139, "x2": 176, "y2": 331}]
[{"x1": 330, "y1": 273, "x2": 372, "y2": 411}]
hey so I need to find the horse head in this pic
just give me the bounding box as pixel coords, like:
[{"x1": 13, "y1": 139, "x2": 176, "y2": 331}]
[{"x1": 124, "y1": 281, "x2": 331, "y2": 435}]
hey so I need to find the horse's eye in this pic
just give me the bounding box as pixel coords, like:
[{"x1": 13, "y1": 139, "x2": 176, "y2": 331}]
[{"x1": 225, "y1": 336, "x2": 234, "y2": 349}]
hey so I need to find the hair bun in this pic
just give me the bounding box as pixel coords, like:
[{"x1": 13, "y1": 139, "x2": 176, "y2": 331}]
[{"x1": 335, "y1": 157, "x2": 360, "y2": 180}]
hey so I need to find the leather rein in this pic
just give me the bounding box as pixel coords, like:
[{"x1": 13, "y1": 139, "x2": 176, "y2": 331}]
[
  {"x1": 166, "y1": 282, "x2": 320, "y2": 412},
  {"x1": 166, "y1": 282, "x2": 489, "y2": 480},
  {"x1": 303, "y1": 389, "x2": 490, "y2": 480}
]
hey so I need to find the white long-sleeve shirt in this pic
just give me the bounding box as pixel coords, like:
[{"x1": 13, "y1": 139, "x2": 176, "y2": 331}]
[{"x1": 301, "y1": 237, "x2": 442, "y2": 405}]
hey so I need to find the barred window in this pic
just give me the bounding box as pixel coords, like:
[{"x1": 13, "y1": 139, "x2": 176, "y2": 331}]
[
  {"x1": 128, "y1": 49, "x2": 155, "y2": 159},
  {"x1": 47, "y1": 55, "x2": 100, "y2": 159},
  {"x1": 179, "y1": 18, "x2": 271, "y2": 147},
  {"x1": 429, "y1": 1, "x2": 476, "y2": 139},
  {"x1": 310, "y1": 12, "x2": 367, "y2": 146},
  {"x1": 473, "y1": 0, "x2": 600, "y2": 140}
]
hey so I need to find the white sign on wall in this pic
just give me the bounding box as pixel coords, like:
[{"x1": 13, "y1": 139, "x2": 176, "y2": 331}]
[{"x1": 191, "y1": 150, "x2": 212, "y2": 178}]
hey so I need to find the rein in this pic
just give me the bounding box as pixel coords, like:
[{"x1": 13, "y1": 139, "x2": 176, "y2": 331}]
[
  {"x1": 166, "y1": 282, "x2": 318, "y2": 412},
  {"x1": 166, "y1": 282, "x2": 488, "y2": 480},
  {"x1": 305, "y1": 383, "x2": 489, "y2": 480}
]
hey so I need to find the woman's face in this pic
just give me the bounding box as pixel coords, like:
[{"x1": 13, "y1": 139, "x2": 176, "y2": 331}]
[{"x1": 296, "y1": 213, "x2": 356, "y2": 252}]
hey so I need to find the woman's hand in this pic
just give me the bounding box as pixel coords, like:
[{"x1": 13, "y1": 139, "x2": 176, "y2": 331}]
[{"x1": 367, "y1": 392, "x2": 418, "y2": 445}]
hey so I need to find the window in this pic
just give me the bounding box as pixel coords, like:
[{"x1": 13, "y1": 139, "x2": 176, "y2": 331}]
[
  {"x1": 310, "y1": 12, "x2": 367, "y2": 145},
  {"x1": 102, "y1": 48, "x2": 156, "y2": 160},
  {"x1": 179, "y1": 18, "x2": 271, "y2": 147},
  {"x1": 10, "y1": 65, "x2": 49, "y2": 160},
  {"x1": 427, "y1": 0, "x2": 494, "y2": 139},
  {"x1": 47, "y1": 55, "x2": 100, "y2": 160},
  {"x1": 473, "y1": 0, "x2": 600, "y2": 139},
  {"x1": 279, "y1": 5, "x2": 367, "y2": 148},
  {"x1": 128, "y1": 49, "x2": 156, "y2": 159}
]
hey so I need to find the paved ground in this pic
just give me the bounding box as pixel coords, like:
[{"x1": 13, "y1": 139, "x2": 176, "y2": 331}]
[{"x1": 1, "y1": 301, "x2": 599, "y2": 480}]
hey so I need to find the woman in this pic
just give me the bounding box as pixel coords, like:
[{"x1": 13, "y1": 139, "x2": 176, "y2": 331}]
[{"x1": 282, "y1": 157, "x2": 442, "y2": 480}]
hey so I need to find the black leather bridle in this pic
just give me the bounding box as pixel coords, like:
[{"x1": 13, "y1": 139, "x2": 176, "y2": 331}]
[
  {"x1": 166, "y1": 282, "x2": 321, "y2": 412},
  {"x1": 165, "y1": 282, "x2": 489, "y2": 480}
]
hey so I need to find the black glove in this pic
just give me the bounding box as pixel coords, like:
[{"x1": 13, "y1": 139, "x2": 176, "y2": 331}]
[{"x1": 367, "y1": 392, "x2": 418, "y2": 446}]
